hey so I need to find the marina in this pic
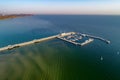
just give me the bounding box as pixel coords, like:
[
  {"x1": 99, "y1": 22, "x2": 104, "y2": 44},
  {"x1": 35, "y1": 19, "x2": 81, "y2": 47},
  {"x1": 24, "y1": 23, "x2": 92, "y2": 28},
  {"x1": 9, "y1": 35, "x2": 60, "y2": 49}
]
[
  {"x1": 0, "y1": 32, "x2": 110, "y2": 52},
  {"x1": 77, "y1": 33, "x2": 110, "y2": 44}
]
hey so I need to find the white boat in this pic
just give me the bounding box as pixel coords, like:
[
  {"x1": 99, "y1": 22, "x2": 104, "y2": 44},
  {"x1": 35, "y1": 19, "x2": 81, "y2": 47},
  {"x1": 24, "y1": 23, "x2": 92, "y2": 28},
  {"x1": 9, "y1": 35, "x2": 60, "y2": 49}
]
[{"x1": 100, "y1": 56, "x2": 103, "y2": 61}]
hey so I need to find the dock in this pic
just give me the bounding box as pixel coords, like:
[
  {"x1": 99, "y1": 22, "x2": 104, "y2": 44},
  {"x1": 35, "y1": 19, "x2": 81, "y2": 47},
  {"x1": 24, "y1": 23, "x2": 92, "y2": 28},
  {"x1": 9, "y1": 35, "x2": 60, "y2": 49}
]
[
  {"x1": 80, "y1": 38, "x2": 94, "y2": 46},
  {"x1": 77, "y1": 33, "x2": 110, "y2": 44},
  {"x1": 57, "y1": 37, "x2": 78, "y2": 45},
  {"x1": 85, "y1": 34, "x2": 110, "y2": 44},
  {"x1": 57, "y1": 34, "x2": 94, "y2": 46},
  {"x1": 0, "y1": 32, "x2": 110, "y2": 52}
]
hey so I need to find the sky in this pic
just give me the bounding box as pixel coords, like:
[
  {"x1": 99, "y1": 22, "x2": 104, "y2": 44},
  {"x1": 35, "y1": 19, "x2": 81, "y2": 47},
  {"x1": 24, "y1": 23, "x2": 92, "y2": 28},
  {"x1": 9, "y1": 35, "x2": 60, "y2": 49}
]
[{"x1": 0, "y1": 0, "x2": 120, "y2": 15}]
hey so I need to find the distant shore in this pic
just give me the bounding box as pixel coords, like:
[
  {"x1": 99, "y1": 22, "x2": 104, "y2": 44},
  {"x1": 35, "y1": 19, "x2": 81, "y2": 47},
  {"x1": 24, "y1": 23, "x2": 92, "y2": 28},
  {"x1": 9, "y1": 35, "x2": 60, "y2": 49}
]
[{"x1": 0, "y1": 14, "x2": 33, "y2": 20}]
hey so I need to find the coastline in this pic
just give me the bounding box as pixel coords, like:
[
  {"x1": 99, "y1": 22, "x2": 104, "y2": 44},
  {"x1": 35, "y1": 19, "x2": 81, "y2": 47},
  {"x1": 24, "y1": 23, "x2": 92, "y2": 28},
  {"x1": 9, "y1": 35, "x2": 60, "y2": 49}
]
[{"x1": 0, "y1": 14, "x2": 33, "y2": 20}]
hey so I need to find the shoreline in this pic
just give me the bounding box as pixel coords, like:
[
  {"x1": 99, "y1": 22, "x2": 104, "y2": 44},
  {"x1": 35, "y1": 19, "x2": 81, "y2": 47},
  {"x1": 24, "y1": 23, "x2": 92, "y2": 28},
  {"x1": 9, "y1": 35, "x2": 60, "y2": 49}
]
[{"x1": 0, "y1": 14, "x2": 33, "y2": 20}]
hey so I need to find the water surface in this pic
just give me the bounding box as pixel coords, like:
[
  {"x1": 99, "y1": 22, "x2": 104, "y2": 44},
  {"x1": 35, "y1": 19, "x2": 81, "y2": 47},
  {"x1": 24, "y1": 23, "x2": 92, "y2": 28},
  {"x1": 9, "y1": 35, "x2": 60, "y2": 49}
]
[{"x1": 0, "y1": 15, "x2": 120, "y2": 80}]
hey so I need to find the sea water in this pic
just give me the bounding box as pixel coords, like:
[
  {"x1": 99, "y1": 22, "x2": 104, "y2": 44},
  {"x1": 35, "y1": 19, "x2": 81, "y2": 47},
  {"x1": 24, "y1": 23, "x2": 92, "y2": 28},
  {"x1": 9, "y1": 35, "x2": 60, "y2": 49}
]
[{"x1": 0, "y1": 15, "x2": 120, "y2": 80}]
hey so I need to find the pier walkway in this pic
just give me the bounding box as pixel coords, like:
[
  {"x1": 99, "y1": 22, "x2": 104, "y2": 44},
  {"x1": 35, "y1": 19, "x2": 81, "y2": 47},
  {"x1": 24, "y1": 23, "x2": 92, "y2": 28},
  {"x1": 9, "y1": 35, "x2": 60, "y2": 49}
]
[
  {"x1": 0, "y1": 35, "x2": 58, "y2": 52},
  {"x1": 0, "y1": 32, "x2": 74, "y2": 52}
]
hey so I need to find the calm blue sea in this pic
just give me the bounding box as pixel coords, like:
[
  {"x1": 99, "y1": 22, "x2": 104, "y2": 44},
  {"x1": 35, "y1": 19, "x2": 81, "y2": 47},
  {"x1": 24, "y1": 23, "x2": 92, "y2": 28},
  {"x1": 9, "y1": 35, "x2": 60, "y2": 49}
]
[{"x1": 0, "y1": 15, "x2": 120, "y2": 80}]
